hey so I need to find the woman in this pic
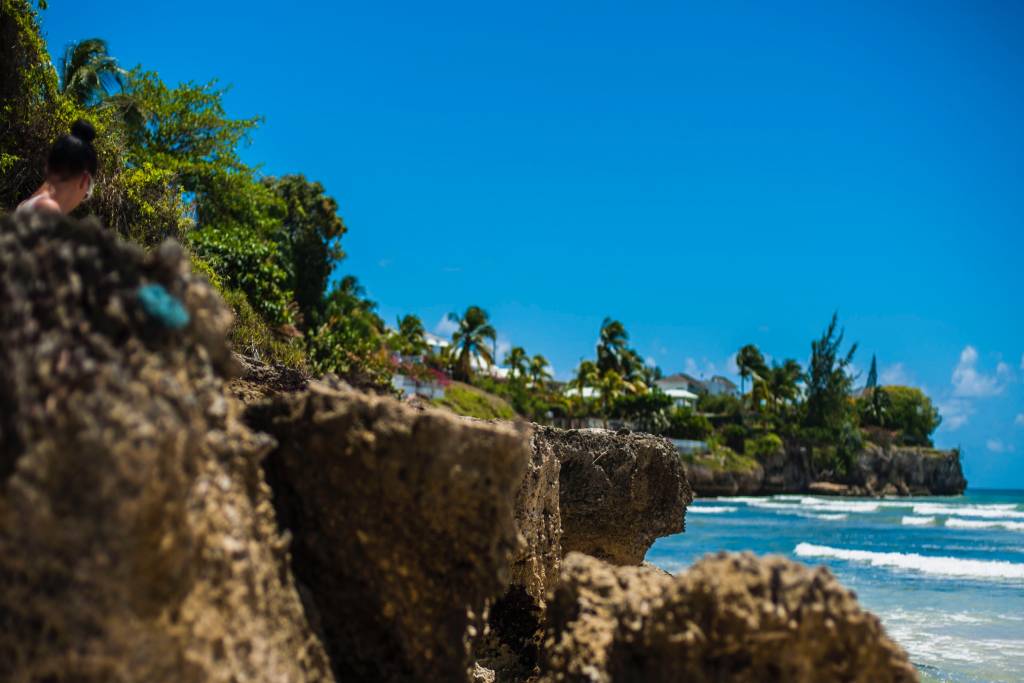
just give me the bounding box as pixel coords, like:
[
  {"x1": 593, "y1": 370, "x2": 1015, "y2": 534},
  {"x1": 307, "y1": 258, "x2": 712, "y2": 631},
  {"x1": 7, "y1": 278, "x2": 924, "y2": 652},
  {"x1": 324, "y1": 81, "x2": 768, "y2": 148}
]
[{"x1": 16, "y1": 119, "x2": 98, "y2": 215}]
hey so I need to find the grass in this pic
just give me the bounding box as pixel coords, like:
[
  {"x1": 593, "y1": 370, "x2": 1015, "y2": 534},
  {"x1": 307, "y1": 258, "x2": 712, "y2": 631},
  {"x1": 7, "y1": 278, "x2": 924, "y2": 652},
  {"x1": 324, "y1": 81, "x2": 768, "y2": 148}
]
[
  {"x1": 680, "y1": 445, "x2": 760, "y2": 473},
  {"x1": 433, "y1": 381, "x2": 518, "y2": 420},
  {"x1": 222, "y1": 288, "x2": 307, "y2": 369}
]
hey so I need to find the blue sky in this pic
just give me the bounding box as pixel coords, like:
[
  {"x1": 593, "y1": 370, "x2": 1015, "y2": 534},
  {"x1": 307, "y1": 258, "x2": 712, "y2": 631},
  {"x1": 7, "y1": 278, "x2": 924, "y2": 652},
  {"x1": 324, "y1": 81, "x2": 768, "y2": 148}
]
[{"x1": 43, "y1": 1, "x2": 1023, "y2": 487}]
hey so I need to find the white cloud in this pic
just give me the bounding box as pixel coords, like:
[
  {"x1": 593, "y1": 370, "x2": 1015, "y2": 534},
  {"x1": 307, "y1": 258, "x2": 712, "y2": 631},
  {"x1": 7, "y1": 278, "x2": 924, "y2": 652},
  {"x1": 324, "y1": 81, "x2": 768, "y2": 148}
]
[
  {"x1": 1015, "y1": 413, "x2": 1024, "y2": 427},
  {"x1": 951, "y1": 345, "x2": 1008, "y2": 397},
  {"x1": 684, "y1": 357, "x2": 733, "y2": 379},
  {"x1": 434, "y1": 315, "x2": 458, "y2": 337},
  {"x1": 645, "y1": 356, "x2": 658, "y2": 368},
  {"x1": 1020, "y1": 353, "x2": 1024, "y2": 371},
  {"x1": 986, "y1": 439, "x2": 1015, "y2": 454},
  {"x1": 880, "y1": 363, "x2": 910, "y2": 386},
  {"x1": 937, "y1": 398, "x2": 973, "y2": 431},
  {"x1": 495, "y1": 335, "x2": 511, "y2": 359},
  {"x1": 726, "y1": 353, "x2": 739, "y2": 375},
  {"x1": 377, "y1": 258, "x2": 393, "y2": 268}
]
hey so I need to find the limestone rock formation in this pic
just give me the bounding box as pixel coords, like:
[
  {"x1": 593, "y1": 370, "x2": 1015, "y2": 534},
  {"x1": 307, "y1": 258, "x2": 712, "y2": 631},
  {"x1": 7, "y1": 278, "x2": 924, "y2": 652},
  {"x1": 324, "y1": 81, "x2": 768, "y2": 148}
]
[
  {"x1": 541, "y1": 552, "x2": 919, "y2": 683},
  {"x1": 685, "y1": 443, "x2": 965, "y2": 498},
  {"x1": 541, "y1": 428, "x2": 692, "y2": 565},
  {"x1": 0, "y1": 212, "x2": 332, "y2": 682},
  {"x1": 246, "y1": 381, "x2": 531, "y2": 683}
]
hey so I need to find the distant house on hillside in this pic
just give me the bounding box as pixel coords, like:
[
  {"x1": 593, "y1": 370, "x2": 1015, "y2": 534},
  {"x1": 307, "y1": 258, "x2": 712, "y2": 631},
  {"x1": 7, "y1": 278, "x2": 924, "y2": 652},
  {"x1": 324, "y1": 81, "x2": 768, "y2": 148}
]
[
  {"x1": 654, "y1": 373, "x2": 702, "y2": 409},
  {"x1": 706, "y1": 375, "x2": 739, "y2": 397}
]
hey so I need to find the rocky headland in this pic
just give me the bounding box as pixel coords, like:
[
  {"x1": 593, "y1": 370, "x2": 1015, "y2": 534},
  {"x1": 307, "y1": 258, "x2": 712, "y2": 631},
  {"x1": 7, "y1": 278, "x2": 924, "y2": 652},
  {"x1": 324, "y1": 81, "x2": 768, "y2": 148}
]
[
  {"x1": 684, "y1": 442, "x2": 966, "y2": 498},
  {"x1": 0, "y1": 212, "x2": 918, "y2": 682}
]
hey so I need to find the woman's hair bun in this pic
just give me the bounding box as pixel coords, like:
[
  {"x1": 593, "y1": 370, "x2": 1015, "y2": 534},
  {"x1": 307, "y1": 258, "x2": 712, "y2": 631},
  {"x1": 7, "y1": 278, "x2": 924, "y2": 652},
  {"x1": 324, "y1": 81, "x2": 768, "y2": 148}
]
[{"x1": 70, "y1": 119, "x2": 96, "y2": 144}]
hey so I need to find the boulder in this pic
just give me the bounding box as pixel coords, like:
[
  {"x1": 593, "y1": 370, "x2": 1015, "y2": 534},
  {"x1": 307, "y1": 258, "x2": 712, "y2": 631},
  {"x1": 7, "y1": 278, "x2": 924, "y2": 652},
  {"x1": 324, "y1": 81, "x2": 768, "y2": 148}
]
[
  {"x1": 0, "y1": 213, "x2": 332, "y2": 682},
  {"x1": 540, "y1": 428, "x2": 692, "y2": 566},
  {"x1": 541, "y1": 552, "x2": 919, "y2": 683},
  {"x1": 246, "y1": 382, "x2": 531, "y2": 682}
]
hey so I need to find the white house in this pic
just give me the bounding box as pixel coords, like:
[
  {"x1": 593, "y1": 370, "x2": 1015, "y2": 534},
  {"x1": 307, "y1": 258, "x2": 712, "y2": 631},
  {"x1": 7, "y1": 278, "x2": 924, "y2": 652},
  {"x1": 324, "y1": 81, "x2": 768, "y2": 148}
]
[
  {"x1": 654, "y1": 373, "x2": 702, "y2": 408},
  {"x1": 706, "y1": 375, "x2": 739, "y2": 397}
]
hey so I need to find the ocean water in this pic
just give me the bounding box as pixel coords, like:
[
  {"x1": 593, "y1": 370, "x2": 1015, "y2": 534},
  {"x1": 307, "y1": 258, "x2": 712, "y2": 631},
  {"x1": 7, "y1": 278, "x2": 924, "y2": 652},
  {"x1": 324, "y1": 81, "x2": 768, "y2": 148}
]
[{"x1": 647, "y1": 489, "x2": 1024, "y2": 683}]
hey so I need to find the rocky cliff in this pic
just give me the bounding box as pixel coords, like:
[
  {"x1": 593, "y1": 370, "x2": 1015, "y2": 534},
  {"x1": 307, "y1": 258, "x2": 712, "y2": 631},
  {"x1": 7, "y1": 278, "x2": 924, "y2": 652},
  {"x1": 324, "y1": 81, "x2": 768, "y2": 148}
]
[
  {"x1": 685, "y1": 442, "x2": 966, "y2": 497},
  {"x1": 0, "y1": 211, "x2": 919, "y2": 682}
]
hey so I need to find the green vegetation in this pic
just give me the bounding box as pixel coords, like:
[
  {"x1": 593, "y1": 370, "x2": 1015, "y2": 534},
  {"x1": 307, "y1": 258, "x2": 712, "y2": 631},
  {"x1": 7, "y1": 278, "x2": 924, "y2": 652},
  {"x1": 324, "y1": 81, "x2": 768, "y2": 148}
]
[
  {"x1": 0, "y1": 4, "x2": 950, "y2": 454},
  {"x1": 680, "y1": 445, "x2": 759, "y2": 474},
  {"x1": 0, "y1": 3, "x2": 387, "y2": 386},
  {"x1": 432, "y1": 382, "x2": 517, "y2": 421}
]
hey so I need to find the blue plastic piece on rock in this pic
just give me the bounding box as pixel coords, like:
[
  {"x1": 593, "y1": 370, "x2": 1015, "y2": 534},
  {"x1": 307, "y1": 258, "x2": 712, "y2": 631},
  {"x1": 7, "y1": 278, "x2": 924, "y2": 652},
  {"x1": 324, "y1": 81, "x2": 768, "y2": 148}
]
[{"x1": 137, "y1": 283, "x2": 190, "y2": 330}]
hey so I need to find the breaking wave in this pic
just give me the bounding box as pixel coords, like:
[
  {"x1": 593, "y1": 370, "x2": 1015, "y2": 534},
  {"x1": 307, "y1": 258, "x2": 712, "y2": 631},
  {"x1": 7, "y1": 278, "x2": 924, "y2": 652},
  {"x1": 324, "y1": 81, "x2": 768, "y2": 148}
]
[
  {"x1": 945, "y1": 518, "x2": 1024, "y2": 532},
  {"x1": 794, "y1": 543, "x2": 1024, "y2": 581},
  {"x1": 902, "y1": 516, "x2": 936, "y2": 526}
]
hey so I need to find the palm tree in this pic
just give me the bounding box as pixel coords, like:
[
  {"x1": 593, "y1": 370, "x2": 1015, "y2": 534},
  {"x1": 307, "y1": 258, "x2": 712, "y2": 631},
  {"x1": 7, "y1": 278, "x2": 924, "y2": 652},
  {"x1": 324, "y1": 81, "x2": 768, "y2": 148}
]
[
  {"x1": 447, "y1": 306, "x2": 496, "y2": 382},
  {"x1": 767, "y1": 359, "x2": 802, "y2": 414},
  {"x1": 595, "y1": 369, "x2": 644, "y2": 428},
  {"x1": 596, "y1": 318, "x2": 629, "y2": 374},
  {"x1": 393, "y1": 314, "x2": 427, "y2": 356},
  {"x1": 504, "y1": 346, "x2": 529, "y2": 381},
  {"x1": 736, "y1": 344, "x2": 767, "y2": 399},
  {"x1": 574, "y1": 360, "x2": 598, "y2": 398},
  {"x1": 529, "y1": 354, "x2": 553, "y2": 388},
  {"x1": 59, "y1": 38, "x2": 126, "y2": 107}
]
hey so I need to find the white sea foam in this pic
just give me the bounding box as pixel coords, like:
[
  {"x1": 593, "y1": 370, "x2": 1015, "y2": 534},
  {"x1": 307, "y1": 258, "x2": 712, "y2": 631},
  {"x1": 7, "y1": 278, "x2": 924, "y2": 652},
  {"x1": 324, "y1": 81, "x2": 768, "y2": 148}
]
[
  {"x1": 945, "y1": 518, "x2": 1024, "y2": 532},
  {"x1": 808, "y1": 513, "x2": 848, "y2": 521},
  {"x1": 912, "y1": 503, "x2": 1024, "y2": 519},
  {"x1": 794, "y1": 542, "x2": 1024, "y2": 580},
  {"x1": 688, "y1": 506, "x2": 738, "y2": 514},
  {"x1": 901, "y1": 516, "x2": 936, "y2": 526}
]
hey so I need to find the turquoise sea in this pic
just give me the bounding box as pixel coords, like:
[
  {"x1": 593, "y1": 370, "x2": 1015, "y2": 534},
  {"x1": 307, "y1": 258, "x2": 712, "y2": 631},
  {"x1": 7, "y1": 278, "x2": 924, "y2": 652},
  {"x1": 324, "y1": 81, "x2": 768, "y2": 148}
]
[{"x1": 647, "y1": 490, "x2": 1024, "y2": 683}]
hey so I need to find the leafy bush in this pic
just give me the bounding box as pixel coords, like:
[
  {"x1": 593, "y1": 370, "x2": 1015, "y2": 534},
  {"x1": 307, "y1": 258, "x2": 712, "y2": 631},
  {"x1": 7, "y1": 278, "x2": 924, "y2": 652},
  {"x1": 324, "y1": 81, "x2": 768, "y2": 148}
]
[
  {"x1": 721, "y1": 423, "x2": 749, "y2": 453},
  {"x1": 857, "y1": 386, "x2": 940, "y2": 447},
  {"x1": 666, "y1": 408, "x2": 712, "y2": 440},
  {"x1": 612, "y1": 390, "x2": 673, "y2": 435},
  {"x1": 745, "y1": 432, "x2": 784, "y2": 460},
  {"x1": 189, "y1": 224, "x2": 293, "y2": 324},
  {"x1": 696, "y1": 392, "x2": 742, "y2": 419}
]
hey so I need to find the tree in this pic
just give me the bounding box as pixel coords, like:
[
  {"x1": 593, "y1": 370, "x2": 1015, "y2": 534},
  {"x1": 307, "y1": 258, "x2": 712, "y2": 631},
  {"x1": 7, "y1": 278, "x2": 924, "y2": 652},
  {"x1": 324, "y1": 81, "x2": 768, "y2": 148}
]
[
  {"x1": 866, "y1": 354, "x2": 878, "y2": 390},
  {"x1": 58, "y1": 38, "x2": 125, "y2": 107},
  {"x1": 503, "y1": 346, "x2": 529, "y2": 381},
  {"x1": 804, "y1": 313, "x2": 858, "y2": 431},
  {"x1": 736, "y1": 344, "x2": 768, "y2": 398},
  {"x1": 614, "y1": 389, "x2": 674, "y2": 435},
  {"x1": 858, "y1": 385, "x2": 941, "y2": 446},
  {"x1": 596, "y1": 318, "x2": 629, "y2": 374},
  {"x1": 391, "y1": 314, "x2": 427, "y2": 356},
  {"x1": 447, "y1": 306, "x2": 496, "y2": 382},
  {"x1": 263, "y1": 175, "x2": 347, "y2": 328},
  {"x1": 529, "y1": 354, "x2": 553, "y2": 388},
  {"x1": 767, "y1": 359, "x2": 802, "y2": 414},
  {"x1": 306, "y1": 277, "x2": 390, "y2": 389}
]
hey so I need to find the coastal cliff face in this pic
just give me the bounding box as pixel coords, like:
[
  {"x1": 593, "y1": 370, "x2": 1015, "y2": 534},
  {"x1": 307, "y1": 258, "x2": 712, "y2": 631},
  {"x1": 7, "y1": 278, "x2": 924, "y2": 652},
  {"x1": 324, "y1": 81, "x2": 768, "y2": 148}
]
[
  {"x1": 685, "y1": 443, "x2": 966, "y2": 497},
  {"x1": 0, "y1": 214, "x2": 333, "y2": 682},
  {"x1": 0, "y1": 212, "x2": 919, "y2": 682},
  {"x1": 246, "y1": 381, "x2": 530, "y2": 683}
]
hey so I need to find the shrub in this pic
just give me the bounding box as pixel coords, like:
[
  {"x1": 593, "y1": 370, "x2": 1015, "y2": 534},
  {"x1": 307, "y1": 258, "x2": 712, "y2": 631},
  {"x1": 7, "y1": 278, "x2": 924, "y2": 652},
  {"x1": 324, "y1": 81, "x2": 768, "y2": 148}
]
[
  {"x1": 666, "y1": 408, "x2": 712, "y2": 440},
  {"x1": 720, "y1": 423, "x2": 749, "y2": 453},
  {"x1": 745, "y1": 432, "x2": 784, "y2": 460},
  {"x1": 858, "y1": 385, "x2": 940, "y2": 447}
]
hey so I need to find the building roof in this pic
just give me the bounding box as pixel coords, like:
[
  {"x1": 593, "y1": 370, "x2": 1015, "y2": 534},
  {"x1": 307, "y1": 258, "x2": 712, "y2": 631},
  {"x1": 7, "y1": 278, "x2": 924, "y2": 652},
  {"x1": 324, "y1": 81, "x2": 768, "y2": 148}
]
[
  {"x1": 663, "y1": 388, "x2": 700, "y2": 400},
  {"x1": 708, "y1": 375, "x2": 737, "y2": 388},
  {"x1": 657, "y1": 373, "x2": 705, "y2": 387}
]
